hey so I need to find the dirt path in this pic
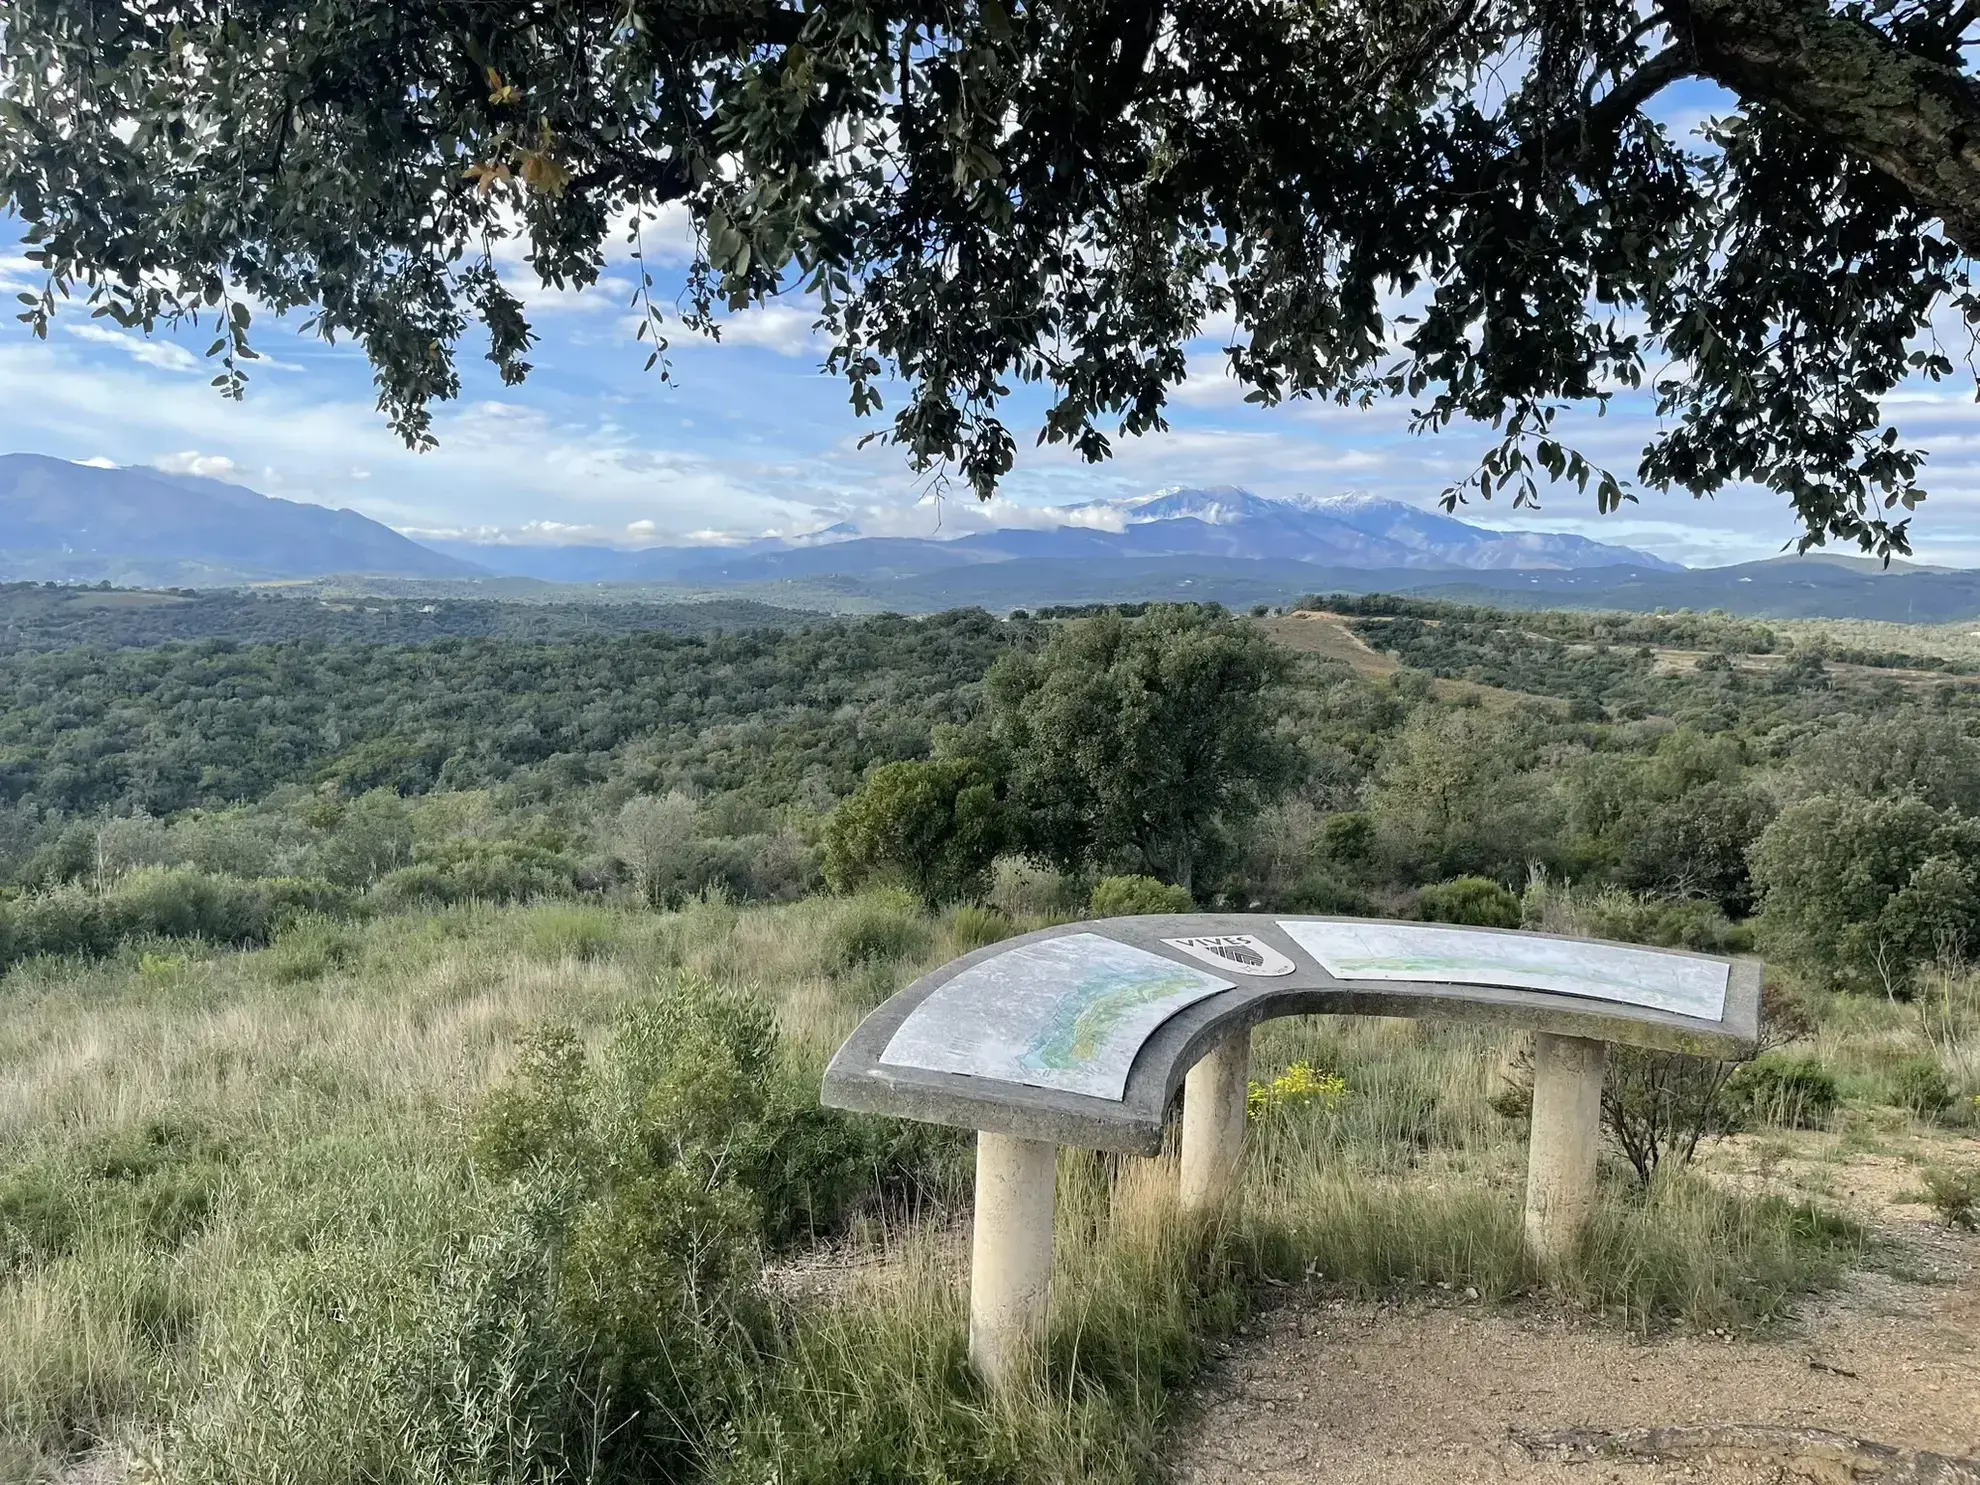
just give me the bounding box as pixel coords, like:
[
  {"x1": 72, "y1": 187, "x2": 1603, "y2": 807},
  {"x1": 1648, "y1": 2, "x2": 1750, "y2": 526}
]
[{"x1": 1171, "y1": 1160, "x2": 1979, "y2": 1485}]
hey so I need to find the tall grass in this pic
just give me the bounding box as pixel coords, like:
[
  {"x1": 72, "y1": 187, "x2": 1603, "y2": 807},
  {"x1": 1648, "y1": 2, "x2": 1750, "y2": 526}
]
[{"x1": 0, "y1": 894, "x2": 1883, "y2": 1483}]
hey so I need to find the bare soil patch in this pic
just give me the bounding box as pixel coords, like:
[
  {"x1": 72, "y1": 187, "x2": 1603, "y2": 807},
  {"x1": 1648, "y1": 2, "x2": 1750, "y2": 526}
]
[
  {"x1": 1257, "y1": 613, "x2": 1561, "y2": 712},
  {"x1": 1170, "y1": 1143, "x2": 1980, "y2": 1485}
]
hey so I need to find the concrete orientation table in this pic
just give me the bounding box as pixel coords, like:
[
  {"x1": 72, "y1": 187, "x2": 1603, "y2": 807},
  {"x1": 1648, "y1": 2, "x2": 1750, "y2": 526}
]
[{"x1": 822, "y1": 912, "x2": 1761, "y2": 1386}]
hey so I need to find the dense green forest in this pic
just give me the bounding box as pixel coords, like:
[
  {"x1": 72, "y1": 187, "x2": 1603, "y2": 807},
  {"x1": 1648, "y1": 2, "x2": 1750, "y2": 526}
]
[
  {"x1": 6, "y1": 586, "x2": 1980, "y2": 1004},
  {"x1": 0, "y1": 582, "x2": 812, "y2": 652}
]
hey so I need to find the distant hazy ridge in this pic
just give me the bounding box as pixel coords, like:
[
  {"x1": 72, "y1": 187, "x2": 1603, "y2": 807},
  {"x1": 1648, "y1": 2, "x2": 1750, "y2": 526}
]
[{"x1": 8, "y1": 455, "x2": 1980, "y2": 621}]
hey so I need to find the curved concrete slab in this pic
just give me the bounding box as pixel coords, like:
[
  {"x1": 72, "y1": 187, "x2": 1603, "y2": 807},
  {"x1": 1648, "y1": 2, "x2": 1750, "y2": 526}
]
[{"x1": 820, "y1": 913, "x2": 1762, "y2": 1155}]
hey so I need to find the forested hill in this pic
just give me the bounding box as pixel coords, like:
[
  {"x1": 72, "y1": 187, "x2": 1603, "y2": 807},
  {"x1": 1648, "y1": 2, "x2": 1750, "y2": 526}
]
[
  {"x1": 0, "y1": 611, "x2": 1006, "y2": 820},
  {"x1": 8, "y1": 592, "x2": 1980, "y2": 1014},
  {"x1": 0, "y1": 583, "x2": 818, "y2": 653}
]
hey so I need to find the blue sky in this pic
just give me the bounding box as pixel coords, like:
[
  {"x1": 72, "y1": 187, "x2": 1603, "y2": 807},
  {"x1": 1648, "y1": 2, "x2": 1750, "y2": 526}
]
[{"x1": 6, "y1": 102, "x2": 1980, "y2": 567}]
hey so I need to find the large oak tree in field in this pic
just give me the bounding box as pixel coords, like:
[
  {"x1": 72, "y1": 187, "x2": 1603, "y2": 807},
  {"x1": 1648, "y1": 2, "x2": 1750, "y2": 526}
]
[{"x1": 3, "y1": 1, "x2": 1978, "y2": 553}]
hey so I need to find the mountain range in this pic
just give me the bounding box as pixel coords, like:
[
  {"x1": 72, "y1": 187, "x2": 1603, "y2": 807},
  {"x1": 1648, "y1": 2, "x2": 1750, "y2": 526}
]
[
  {"x1": 0, "y1": 453, "x2": 476, "y2": 584},
  {"x1": 11, "y1": 453, "x2": 1980, "y2": 623},
  {"x1": 422, "y1": 486, "x2": 1680, "y2": 582}
]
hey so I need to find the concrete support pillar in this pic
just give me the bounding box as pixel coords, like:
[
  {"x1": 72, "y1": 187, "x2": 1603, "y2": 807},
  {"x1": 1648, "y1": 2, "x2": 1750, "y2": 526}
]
[
  {"x1": 1179, "y1": 1027, "x2": 1251, "y2": 1215},
  {"x1": 1523, "y1": 1031, "x2": 1608, "y2": 1265},
  {"x1": 968, "y1": 1131, "x2": 1056, "y2": 1388}
]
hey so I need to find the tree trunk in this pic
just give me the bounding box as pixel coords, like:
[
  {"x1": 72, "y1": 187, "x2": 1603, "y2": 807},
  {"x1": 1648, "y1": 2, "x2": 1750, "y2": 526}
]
[{"x1": 1675, "y1": 0, "x2": 1980, "y2": 250}]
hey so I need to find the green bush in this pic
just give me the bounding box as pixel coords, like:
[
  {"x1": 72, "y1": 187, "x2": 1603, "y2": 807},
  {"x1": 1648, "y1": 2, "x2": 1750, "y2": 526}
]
[
  {"x1": 1088, "y1": 874, "x2": 1192, "y2": 917},
  {"x1": 437, "y1": 981, "x2": 968, "y2": 1481},
  {"x1": 376, "y1": 842, "x2": 578, "y2": 909},
  {"x1": 473, "y1": 982, "x2": 955, "y2": 1255},
  {"x1": 0, "y1": 868, "x2": 339, "y2": 973},
  {"x1": 1920, "y1": 1165, "x2": 1977, "y2": 1229},
  {"x1": 826, "y1": 891, "x2": 933, "y2": 969},
  {"x1": 514, "y1": 903, "x2": 624, "y2": 962},
  {"x1": 1723, "y1": 1055, "x2": 1840, "y2": 1130},
  {"x1": 823, "y1": 757, "x2": 1011, "y2": 907},
  {"x1": 461, "y1": 992, "x2": 790, "y2": 1480},
  {"x1": 267, "y1": 915, "x2": 362, "y2": 984},
  {"x1": 1530, "y1": 881, "x2": 1752, "y2": 953},
  {"x1": 0, "y1": 1118, "x2": 234, "y2": 1275},
  {"x1": 261, "y1": 875, "x2": 358, "y2": 926},
  {"x1": 1886, "y1": 1056, "x2": 1954, "y2": 1119},
  {"x1": 1281, "y1": 869, "x2": 1370, "y2": 914},
  {"x1": 1415, "y1": 876, "x2": 1520, "y2": 928},
  {"x1": 947, "y1": 903, "x2": 1015, "y2": 953}
]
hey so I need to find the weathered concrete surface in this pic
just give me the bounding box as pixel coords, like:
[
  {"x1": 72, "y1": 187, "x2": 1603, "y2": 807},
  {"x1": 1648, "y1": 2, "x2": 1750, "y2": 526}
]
[
  {"x1": 1180, "y1": 1028, "x2": 1251, "y2": 1213},
  {"x1": 967, "y1": 1132, "x2": 1056, "y2": 1388},
  {"x1": 1524, "y1": 1032, "x2": 1608, "y2": 1264},
  {"x1": 822, "y1": 914, "x2": 1760, "y2": 1156}
]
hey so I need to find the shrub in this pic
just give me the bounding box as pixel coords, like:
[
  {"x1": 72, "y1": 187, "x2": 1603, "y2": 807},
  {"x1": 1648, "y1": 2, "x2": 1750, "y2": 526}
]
[
  {"x1": 1415, "y1": 876, "x2": 1520, "y2": 928},
  {"x1": 1723, "y1": 1055, "x2": 1841, "y2": 1130},
  {"x1": 107, "y1": 867, "x2": 270, "y2": 944},
  {"x1": 472, "y1": 977, "x2": 959, "y2": 1257},
  {"x1": 267, "y1": 915, "x2": 361, "y2": 984},
  {"x1": 0, "y1": 868, "x2": 336, "y2": 973},
  {"x1": 375, "y1": 843, "x2": 577, "y2": 909},
  {"x1": 826, "y1": 891, "x2": 933, "y2": 970},
  {"x1": 261, "y1": 875, "x2": 358, "y2": 926},
  {"x1": 1281, "y1": 869, "x2": 1370, "y2": 915},
  {"x1": 457, "y1": 988, "x2": 818, "y2": 1480},
  {"x1": 988, "y1": 856, "x2": 1084, "y2": 920},
  {"x1": 515, "y1": 903, "x2": 623, "y2": 962},
  {"x1": 1920, "y1": 1165, "x2": 1978, "y2": 1230},
  {"x1": 1887, "y1": 1056, "x2": 1954, "y2": 1119},
  {"x1": 1088, "y1": 874, "x2": 1192, "y2": 917},
  {"x1": 823, "y1": 758, "x2": 1011, "y2": 907},
  {"x1": 1602, "y1": 1047, "x2": 1743, "y2": 1184},
  {"x1": 947, "y1": 903, "x2": 1015, "y2": 953},
  {"x1": 1523, "y1": 876, "x2": 1750, "y2": 953},
  {"x1": 1247, "y1": 1062, "x2": 1348, "y2": 1120}
]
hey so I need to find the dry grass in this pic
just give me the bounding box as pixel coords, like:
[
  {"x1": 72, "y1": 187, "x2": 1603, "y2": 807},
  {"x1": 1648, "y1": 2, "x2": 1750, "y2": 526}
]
[{"x1": 0, "y1": 894, "x2": 1936, "y2": 1484}]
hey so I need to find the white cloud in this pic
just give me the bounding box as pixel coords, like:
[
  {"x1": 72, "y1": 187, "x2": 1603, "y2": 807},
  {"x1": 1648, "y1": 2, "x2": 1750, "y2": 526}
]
[
  {"x1": 151, "y1": 450, "x2": 242, "y2": 480},
  {"x1": 74, "y1": 455, "x2": 118, "y2": 469},
  {"x1": 500, "y1": 269, "x2": 637, "y2": 316},
  {"x1": 63, "y1": 321, "x2": 201, "y2": 372},
  {"x1": 707, "y1": 305, "x2": 821, "y2": 357},
  {"x1": 626, "y1": 519, "x2": 657, "y2": 536}
]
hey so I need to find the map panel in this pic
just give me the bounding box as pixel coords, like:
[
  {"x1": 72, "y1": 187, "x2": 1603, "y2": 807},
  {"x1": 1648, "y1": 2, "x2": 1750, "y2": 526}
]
[
  {"x1": 1277, "y1": 919, "x2": 1728, "y2": 1022},
  {"x1": 879, "y1": 933, "x2": 1236, "y2": 1100}
]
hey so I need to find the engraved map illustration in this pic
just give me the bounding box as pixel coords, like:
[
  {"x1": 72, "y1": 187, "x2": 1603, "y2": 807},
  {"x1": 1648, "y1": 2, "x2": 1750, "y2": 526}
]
[
  {"x1": 879, "y1": 933, "x2": 1235, "y2": 1100},
  {"x1": 1278, "y1": 920, "x2": 1728, "y2": 1021}
]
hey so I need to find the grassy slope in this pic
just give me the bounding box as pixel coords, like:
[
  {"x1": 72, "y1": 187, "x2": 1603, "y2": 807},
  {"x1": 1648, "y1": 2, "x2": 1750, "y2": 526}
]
[{"x1": 0, "y1": 894, "x2": 1941, "y2": 1485}]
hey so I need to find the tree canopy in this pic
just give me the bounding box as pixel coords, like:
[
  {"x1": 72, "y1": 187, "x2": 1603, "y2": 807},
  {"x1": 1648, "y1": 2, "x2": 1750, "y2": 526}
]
[
  {"x1": 986, "y1": 604, "x2": 1299, "y2": 891},
  {"x1": 4, "y1": 1, "x2": 1979, "y2": 553}
]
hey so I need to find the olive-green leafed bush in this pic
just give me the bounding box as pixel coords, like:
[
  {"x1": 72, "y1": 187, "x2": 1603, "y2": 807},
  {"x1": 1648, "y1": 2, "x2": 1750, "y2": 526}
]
[
  {"x1": 266, "y1": 915, "x2": 363, "y2": 984},
  {"x1": 0, "y1": 869, "x2": 358, "y2": 975},
  {"x1": 359, "y1": 978, "x2": 962, "y2": 1483},
  {"x1": 0, "y1": 1118, "x2": 234, "y2": 1275},
  {"x1": 1885, "y1": 1056, "x2": 1955, "y2": 1119},
  {"x1": 1088, "y1": 875, "x2": 1192, "y2": 917},
  {"x1": 825, "y1": 890, "x2": 934, "y2": 969},
  {"x1": 947, "y1": 903, "x2": 1015, "y2": 953},
  {"x1": 1415, "y1": 876, "x2": 1521, "y2": 928},
  {"x1": 1920, "y1": 1165, "x2": 1978, "y2": 1229},
  {"x1": 1723, "y1": 1055, "x2": 1842, "y2": 1130}
]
